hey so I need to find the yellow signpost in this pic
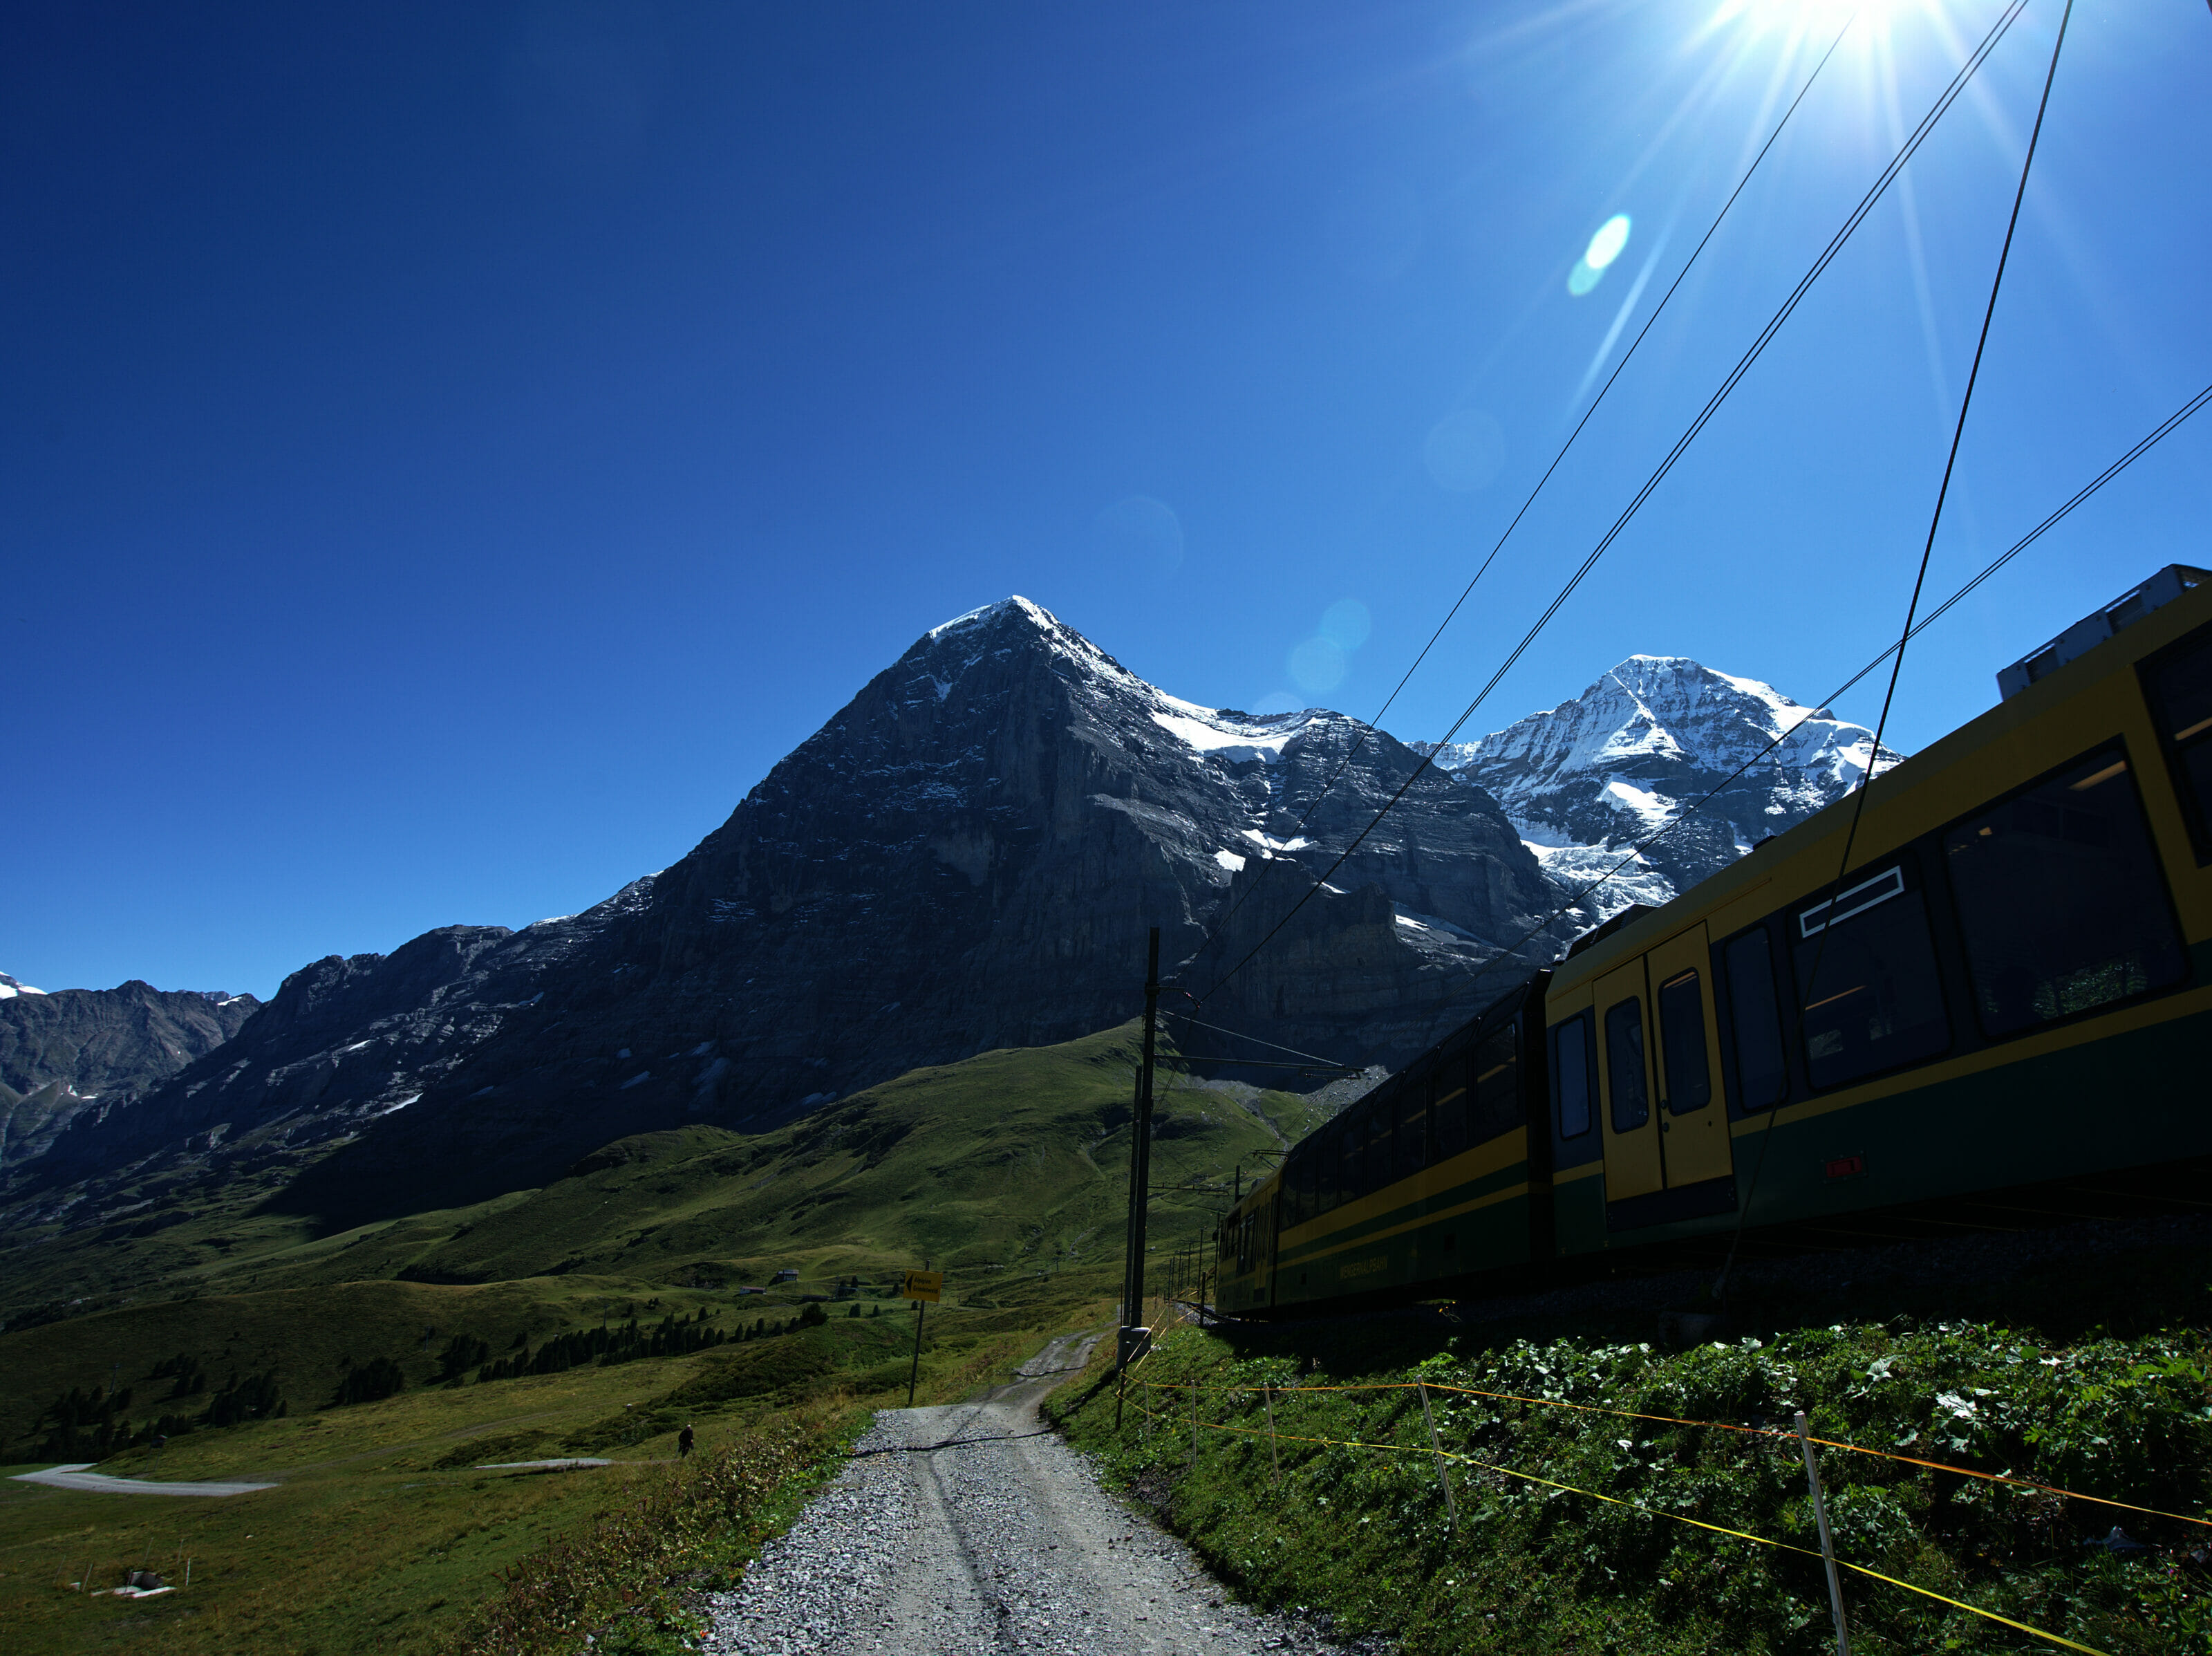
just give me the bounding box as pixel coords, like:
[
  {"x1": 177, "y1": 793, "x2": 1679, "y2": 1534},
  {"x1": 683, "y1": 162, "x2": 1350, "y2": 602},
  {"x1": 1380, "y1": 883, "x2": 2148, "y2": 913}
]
[{"x1": 901, "y1": 1268, "x2": 940, "y2": 1404}]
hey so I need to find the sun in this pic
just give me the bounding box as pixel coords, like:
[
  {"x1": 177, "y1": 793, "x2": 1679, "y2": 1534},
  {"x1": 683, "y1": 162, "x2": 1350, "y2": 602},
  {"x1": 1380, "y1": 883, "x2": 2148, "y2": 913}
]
[{"x1": 1705, "y1": 0, "x2": 1893, "y2": 38}]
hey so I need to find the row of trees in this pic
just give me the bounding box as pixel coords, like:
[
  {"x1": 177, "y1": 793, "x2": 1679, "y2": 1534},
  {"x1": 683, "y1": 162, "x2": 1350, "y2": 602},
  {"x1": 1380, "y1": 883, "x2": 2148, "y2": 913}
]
[
  {"x1": 26, "y1": 1298, "x2": 879, "y2": 1458},
  {"x1": 473, "y1": 1308, "x2": 733, "y2": 1382},
  {"x1": 31, "y1": 1366, "x2": 287, "y2": 1460}
]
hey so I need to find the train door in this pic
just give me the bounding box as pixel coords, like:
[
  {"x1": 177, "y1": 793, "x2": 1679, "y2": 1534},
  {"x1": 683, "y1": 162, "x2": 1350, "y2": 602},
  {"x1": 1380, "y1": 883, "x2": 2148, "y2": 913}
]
[
  {"x1": 1647, "y1": 924, "x2": 1734, "y2": 1187},
  {"x1": 1258, "y1": 1197, "x2": 1279, "y2": 1309},
  {"x1": 1595, "y1": 958, "x2": 1662, "y2": 1201}
]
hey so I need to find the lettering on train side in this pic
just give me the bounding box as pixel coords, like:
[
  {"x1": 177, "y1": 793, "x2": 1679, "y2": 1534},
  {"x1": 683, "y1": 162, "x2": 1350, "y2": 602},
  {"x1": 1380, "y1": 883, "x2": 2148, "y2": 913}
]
[{"x1": 1338, "y1": 1256, "x2": 1389, "y2": 1280}]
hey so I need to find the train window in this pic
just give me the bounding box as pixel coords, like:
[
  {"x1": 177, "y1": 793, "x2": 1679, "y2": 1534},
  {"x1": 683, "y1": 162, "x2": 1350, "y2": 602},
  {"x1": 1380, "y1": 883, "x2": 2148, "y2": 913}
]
[
  {"x1": 1790, "y1": 862, "x2": 1949, "y2": 1089},
  {"x1": 1944, "y1": 745, "x2": 2188, "y2": 1037},
  {"x1": 1656, "y1": 970, "x2": 1712, "y2": 1113},
  {"x1": 1322, "y1": 1126, "x2": 1347, "y2": 1215},
  {"x1": 1604, "y1": 998, "x2": 1650, "y2": 1132},
  {"x1": 1432, "y1": 1074, "x2": 1469, "y2": 1160},
  {"x1": 1721, "y1": 927, "x2": 1788, "y2": 1112},
  {"x1": 1550, "y1": 1014, "x2": 1594, "y2": 1138},
  {"x1": 2141, "y1": 622, "x2": 2212, "y2": 863},
  {"x1": 1358, "y1": 1104, "x2": 1387, "y2": 1197},
  {"x1": 1472, "y1": 1025, "x2": 1519, "y2": 1141},
  {"x1": 1399, "y1": 1086, "x2": 1429, "y2": 1179}
]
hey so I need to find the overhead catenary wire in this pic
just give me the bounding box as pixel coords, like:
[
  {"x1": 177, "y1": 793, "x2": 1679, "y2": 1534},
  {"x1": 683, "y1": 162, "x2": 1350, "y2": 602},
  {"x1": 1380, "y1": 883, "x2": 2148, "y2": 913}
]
[
  {"x1": 1716, "y1": 0, "x2": 2077, "y2": 1307},
  {"x1": 1215, "y1": 373, "x2": 2212, "y2": 1097},
  {"x1": 1190, "y1": 0, "x2": 2034, "y2": 1014},
  {"x1": 1191, "y1": 12, "x2": 1864, "y2": 960}
]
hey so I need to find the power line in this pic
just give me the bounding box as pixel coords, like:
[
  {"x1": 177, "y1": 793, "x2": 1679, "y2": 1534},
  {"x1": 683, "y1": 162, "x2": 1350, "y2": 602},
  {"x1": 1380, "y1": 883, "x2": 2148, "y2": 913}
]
[
  {"x1": 1192, "y1": 0, "x2": 2033, "y2": 1012},
  {"x1": 1161, "y1": 1012, "x2": 1346, "y2": 1066},
  {"x1": 1716, "y1": 0, "x2": 2079, "y2": 1305},
  {"x1": 1328, "y1": 371, "x2": 2212, "y2": 1034},
  {"x1": 1189, "y1": 14, "x2": 1862, "y2": 963}
]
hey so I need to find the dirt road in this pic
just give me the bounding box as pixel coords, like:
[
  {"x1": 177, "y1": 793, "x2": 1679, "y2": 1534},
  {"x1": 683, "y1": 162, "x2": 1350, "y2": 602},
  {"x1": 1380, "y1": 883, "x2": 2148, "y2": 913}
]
[{"x1": 703, "y1": 1331, "x2": 1351, "y2": 1656}]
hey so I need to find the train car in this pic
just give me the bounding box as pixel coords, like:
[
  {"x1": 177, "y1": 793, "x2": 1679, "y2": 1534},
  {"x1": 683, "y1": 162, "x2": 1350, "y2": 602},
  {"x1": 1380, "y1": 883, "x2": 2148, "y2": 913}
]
[
  {"x1": 1217, "y1": 563, "x2": 2212, "y2": 1314},
  {"x1": 1214, "y1": 972, "x2": 1552, "y2": 1315}
]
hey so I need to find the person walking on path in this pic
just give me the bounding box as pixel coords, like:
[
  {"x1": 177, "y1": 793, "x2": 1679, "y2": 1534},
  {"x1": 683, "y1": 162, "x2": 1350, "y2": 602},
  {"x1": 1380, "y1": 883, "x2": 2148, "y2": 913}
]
[{"x1": 678, "y1": 1424, "x2": 695, "y2": 1459}]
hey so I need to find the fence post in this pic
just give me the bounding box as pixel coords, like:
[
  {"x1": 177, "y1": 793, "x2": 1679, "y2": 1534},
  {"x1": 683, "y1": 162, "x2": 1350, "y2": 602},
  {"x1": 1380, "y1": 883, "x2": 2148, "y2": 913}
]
[
  {"x1": 1796, "y1": 1411, "x2": 1850, "y2": 1656},
  {"x1": 1264, "y1": 1384, "x2": 1281, "y2": 1486},
  {"x1": 1418, "y1": 1382, "x2": 1458, "y2": 1531}
]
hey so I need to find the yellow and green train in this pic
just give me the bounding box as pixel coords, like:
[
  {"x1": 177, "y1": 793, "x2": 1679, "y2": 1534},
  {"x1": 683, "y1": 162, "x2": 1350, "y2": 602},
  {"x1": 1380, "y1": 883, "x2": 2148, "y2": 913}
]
[{"x1": 1216, "y1": 564, "x2": 2212, "y2": 1316}]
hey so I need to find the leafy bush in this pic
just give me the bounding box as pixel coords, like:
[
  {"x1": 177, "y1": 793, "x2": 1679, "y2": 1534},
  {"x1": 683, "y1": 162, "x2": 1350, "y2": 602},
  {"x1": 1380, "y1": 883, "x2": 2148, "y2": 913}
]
[{"x1": 1055, "y1": 1319, "x2": 2212, "y2": 1655}]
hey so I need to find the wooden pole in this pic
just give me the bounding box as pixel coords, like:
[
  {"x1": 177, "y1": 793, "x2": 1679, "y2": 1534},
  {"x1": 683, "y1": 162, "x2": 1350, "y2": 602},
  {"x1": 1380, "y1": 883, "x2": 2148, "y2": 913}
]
[
  {"x1": 1797, "y1": 1411, "x2": 1850, "y2": 1656},
  {"x1": 1118, "y1": 928, "x2": 1161, "y2": 1371},
  {"x1": 905, "y1": 1299, "x2": 928, "y2": 1407},
  {"x1": 1264, "y1": 1384, "x2": 1281, "y2": 1485},
  {"x1": 1419, "y1": 1382, "x2": 1458, "y2": 1530}
]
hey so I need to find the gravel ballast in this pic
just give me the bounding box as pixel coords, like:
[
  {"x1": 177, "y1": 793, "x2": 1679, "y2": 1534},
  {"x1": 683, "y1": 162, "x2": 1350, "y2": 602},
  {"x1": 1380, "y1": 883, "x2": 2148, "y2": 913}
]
[{"x1": 703, "y1": 1332, "x2": 1354, "y2": 1656}]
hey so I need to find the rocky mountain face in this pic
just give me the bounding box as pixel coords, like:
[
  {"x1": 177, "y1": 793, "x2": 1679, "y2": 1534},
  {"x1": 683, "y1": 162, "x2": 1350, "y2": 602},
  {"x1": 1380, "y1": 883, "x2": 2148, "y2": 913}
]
[
  {"x1": 22, "y1": 599, "x2": 1568, "y2": 1225},
  {"x1": 1414, "y1": 656, "x2": 1899, "y2": 919},
  {"x1": 0, "y1": 980, "x2": 259, "y2": 1172}
]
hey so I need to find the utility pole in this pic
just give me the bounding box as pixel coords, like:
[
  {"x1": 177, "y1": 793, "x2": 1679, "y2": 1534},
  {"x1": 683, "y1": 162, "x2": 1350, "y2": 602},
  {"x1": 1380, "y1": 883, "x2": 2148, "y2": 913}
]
[{"x1": 1118, "y1": 927, "x2": 1161, "y2": 1371}]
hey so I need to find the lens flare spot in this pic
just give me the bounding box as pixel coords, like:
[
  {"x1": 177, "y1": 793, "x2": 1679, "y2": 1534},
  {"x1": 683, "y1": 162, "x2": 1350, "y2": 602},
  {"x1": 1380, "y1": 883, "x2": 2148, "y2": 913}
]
[
  {"x1": 1423, "y1": 409, "x2": 1506, "y2": 490},
  {"x1": 1585, "y1": 214, "x2": 1631, "y2": 271},
  {"x1": 1319, "y1": 599, "x2": 1371, "y2": 651},
  {"x1": 1090, "y1": 495, "x2": 1184, "y2": 571},
  {"x1": 1288, "y1": 638, "x2": 1347, "y2": 695}
]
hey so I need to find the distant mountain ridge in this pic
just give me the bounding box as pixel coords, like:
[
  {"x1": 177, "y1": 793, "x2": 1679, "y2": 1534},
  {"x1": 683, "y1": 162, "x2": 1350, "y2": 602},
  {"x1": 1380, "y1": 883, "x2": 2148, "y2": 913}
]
[
  {"x1": 1414, "y1": 655, "x2": 1899, "y2": 918},
  {"x1": 0, "y1": 979, "x2": 259, "y2": 1171}
]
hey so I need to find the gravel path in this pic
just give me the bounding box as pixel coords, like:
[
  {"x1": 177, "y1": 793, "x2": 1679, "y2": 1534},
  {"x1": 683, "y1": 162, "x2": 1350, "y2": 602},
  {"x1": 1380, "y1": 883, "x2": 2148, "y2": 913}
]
[
  {"x1": 703, "y1": 1331, "x2": 1356, "y2": 1656},
  {"x1": 10, "y1": 1463, "x2": 278, "y2": 1497}
]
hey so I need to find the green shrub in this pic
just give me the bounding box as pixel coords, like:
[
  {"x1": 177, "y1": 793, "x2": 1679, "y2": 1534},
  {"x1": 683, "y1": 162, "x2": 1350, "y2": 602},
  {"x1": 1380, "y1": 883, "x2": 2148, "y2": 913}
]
[{"x1": 1055, "y1": 1319, "x2": 2212, "y2": 1655}]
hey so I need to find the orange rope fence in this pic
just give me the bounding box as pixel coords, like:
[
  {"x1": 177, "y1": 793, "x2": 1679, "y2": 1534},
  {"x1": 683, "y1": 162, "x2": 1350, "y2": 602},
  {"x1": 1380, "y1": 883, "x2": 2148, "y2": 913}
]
[
  {"x1": 1121, "y1": 1360, "x2": 2212, "y2": 1532},
  {"x1": 1111, "y1": 1361, "x2": 2164, "y2": 1656}
]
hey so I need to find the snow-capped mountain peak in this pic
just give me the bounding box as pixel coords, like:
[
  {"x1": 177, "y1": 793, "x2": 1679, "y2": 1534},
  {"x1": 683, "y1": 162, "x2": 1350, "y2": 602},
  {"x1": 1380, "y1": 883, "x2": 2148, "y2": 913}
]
[
  {"x1": 0, "y1": 973, "x2": 46, "y2": 1000},
  {"x1": 1418, "y1": 656, "x2": 1901, "y2": 919}
]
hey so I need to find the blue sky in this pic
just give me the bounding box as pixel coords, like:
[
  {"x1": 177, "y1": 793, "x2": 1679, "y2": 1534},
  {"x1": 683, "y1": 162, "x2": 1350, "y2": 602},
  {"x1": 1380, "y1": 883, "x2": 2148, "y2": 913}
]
[{"x1": 6, "y1": 0, "x2": 2208, "y2": 998}]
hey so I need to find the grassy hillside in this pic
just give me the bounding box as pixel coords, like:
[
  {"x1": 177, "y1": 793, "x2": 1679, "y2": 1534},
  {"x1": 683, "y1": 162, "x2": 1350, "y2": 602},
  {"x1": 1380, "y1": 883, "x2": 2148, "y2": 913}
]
[
  {"x1": 0, "y1": 1022, "x2": 1309, "y2": 1653},
  {"x1": 0, "y1": 1023, "x2": 1315, "y2": 1341},
  {"x1": 2, "y1": 1299, "x2": 1096, "y2": 1656}
]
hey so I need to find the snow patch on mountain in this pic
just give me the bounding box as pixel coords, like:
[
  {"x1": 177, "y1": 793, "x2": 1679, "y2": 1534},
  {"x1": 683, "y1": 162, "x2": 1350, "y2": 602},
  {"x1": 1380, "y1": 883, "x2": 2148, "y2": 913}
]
[
  {"x1": 1418, "y1": 655, "x2": 1902, "y2": 920},
  {"x1": 0, "y1": 974, "x2": 47, "y2": 1000}
]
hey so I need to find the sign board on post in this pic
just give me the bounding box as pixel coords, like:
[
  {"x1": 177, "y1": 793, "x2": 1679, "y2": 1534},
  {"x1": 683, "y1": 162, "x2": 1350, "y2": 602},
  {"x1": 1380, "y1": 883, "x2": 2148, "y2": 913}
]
[{"x1": 900, "y1": 1268, "x2": 940, "y2": 1406}]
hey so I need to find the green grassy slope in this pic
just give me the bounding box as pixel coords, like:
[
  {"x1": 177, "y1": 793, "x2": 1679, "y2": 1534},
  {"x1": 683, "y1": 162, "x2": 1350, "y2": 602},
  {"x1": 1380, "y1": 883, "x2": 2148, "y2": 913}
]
[
  {"x1": 0, "y1": 1024, "x2": 1311, "y2": 1338},
  {"x1": 0, "y1": 1021, "x2": 1310, "y2": 1460},
  {"x1": 1, "y1": 1299, "x2": 1096, "y2": 1656},
  {"x1": 0, "y1": 1022, "x2": 1311, "y2": 1653}
]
